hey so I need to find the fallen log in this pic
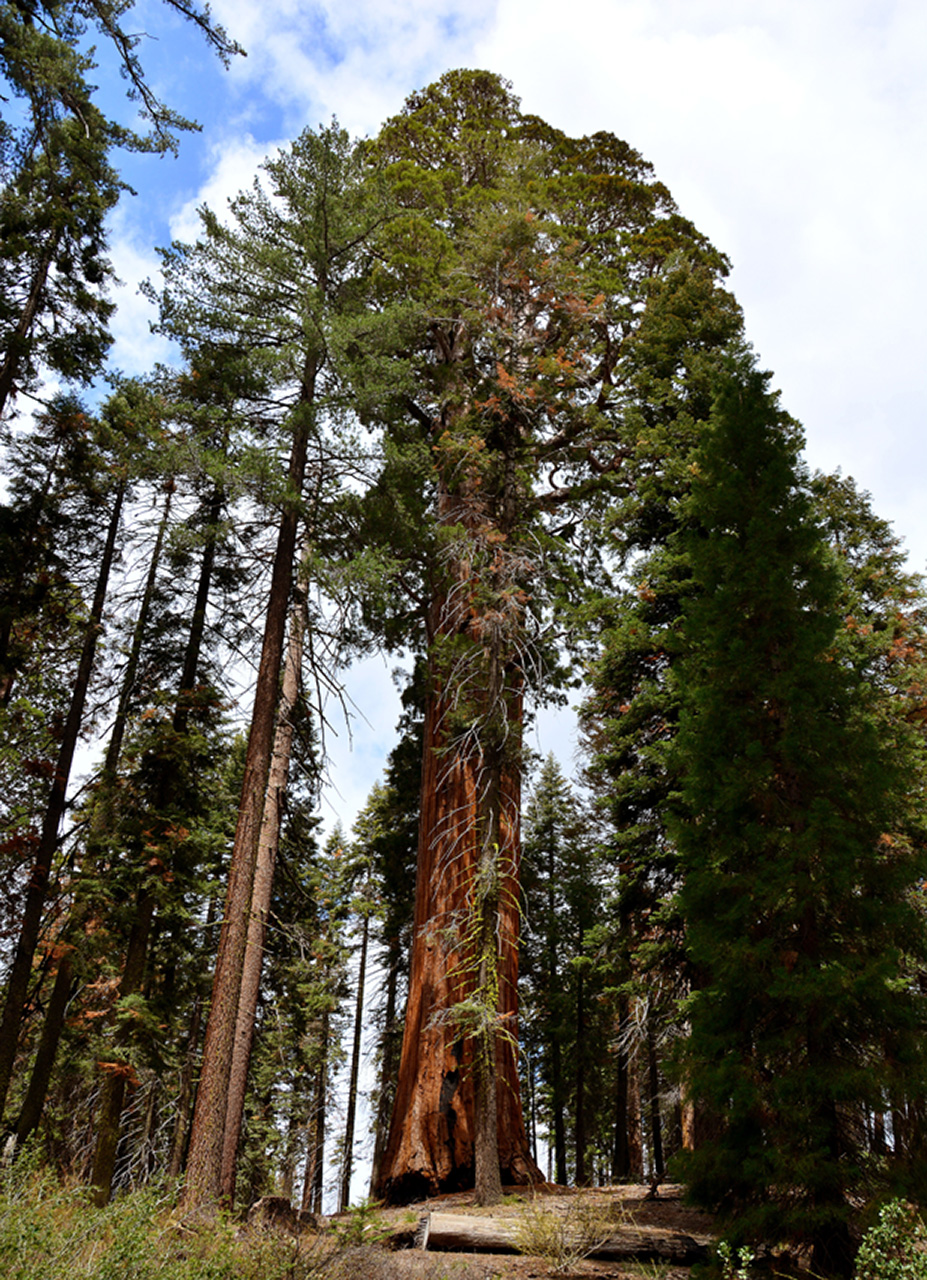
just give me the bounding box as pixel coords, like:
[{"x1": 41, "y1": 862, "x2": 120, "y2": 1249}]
[{"x1": 418, "y1": 1211, "x2": 709, "y2": 1263}]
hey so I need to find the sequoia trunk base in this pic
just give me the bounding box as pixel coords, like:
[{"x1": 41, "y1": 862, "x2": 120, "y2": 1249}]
[{"x1": 373, "y1": 690, "x2": 541, "y2": 1204}]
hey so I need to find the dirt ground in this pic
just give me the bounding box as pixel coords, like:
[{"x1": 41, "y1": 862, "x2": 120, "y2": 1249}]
[{"x1": 366, "y1": 1183, "x2": 718, "y2": 1279}]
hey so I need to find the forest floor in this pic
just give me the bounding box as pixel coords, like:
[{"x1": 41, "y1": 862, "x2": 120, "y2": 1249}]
[{"x1": 341, "y1": 1183, "x2": 719, "y2": 1280}]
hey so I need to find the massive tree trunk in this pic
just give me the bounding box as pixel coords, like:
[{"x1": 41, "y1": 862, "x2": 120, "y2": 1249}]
[
  {"x1": 373, "y1": 375, "x2": 541, "y2": 1203},
  {"x1": 373, "y1": 510, "x2": 539, "y2": 1199},
  {"x1": 373, "y1": 685, "x2": 535, "y2": 1203}
]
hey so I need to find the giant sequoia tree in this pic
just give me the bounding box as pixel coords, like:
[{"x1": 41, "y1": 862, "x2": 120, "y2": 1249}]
[{"x1": 361, "y1": 70, "x2": 741, "y2": 1203}]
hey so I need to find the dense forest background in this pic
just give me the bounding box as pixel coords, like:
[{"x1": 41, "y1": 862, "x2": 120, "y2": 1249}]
[{"x1": 2, "y1": 5, "x2": 927, "y2": 1278}]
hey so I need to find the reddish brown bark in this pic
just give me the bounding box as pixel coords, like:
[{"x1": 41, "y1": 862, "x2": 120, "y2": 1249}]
[
  {"x1": 182, "y1": 380, "x2": 314, "y2": 1213},
  {"x1": 220, "y1": 584, "x2": 305, "y2": 1204},
  {"x1": 373, "y1": 679, "x2": 539, "y2": 1202}
]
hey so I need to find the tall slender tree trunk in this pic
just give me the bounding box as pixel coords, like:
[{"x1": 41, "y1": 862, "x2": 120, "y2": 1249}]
[
  {"x1": 90, "y1": 883, "x2": 157, "y2": 1202},
  {"x1": 646, "y1": 1019, "x2": 664, "y2": 1180},
  {"x1": 89, "y1": 479, "x2": 224, "y2": 1203},
  {"x1": 611, "y1": 995, "x2": 630, "y2": 1180},
  {"x1": 280, "y1": 1110, "x2": 300, "y2": 1201},
  {"x1": 13, "y1": 483, "x2": 174, "y2": 1146},
  {"x1": 183, "y1": 382, "x2": 315, "y2": 1212},
  {"x1": 301, "y1": 1008, "x2": 329, "y2": 1215},
  {"x1": 339, "y1": 904, "x2": 369, "y2": 1211},
  {"x1": 167, "y1": 993, "x2": 204, "y2": 1178},
  {"x1": 0, "y1": 475, "x2": 126, "y2": 1121},
  {"x1": 0, "y1": 237, "x2": 57, "y2": 422},
  {"x1": 13, "y1": 946, "x2": 75, "y2": 1144},
  {"x1": 0, "y1": 429, "x2": 67, "y2": 700},
  {"x1": 627, "y1": 1037, "x2": 644, "y2": 1180},
  {"x1": 220, "y1": 583, "x2": 307, "y2": 1204},
  {"x1": 575, "y1": 967, "x2": 588, "y2": 1186},
  {"x1": 524, "y1": 1048, "x2": 537, "y2": 1166},
  {"x1": 547, "y1": 835, "x2": 568, "y2": 1186},
  {"x1": 369, "y1": 942, "x2": 401, "y2": 1194}
]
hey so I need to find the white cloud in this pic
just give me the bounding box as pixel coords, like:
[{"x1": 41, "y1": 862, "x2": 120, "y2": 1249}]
[
  {"x1": 464, "y1": 0, "x2": 927, "y2": 564},
  {"x1": 209, "y1": 0, "x2": 498, "y2": 134},
  {"x1": 168, "y1": 132, "x2": 288, "y2": 242},
  {"x1": 106, "y1": 230, "x2": 175, "y2": 376}
]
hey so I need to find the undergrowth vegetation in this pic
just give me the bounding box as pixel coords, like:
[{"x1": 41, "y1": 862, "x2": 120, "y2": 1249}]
[
  {"x1": 514, "y1": 1196, "x2": 628, "y2": 1273},
  {"x1": 0, "y1": 1153, "x2": 336, "y2": 1280},
  {"x1": 854, "y1": 1200, "x2": 927, "y2": 1280}
]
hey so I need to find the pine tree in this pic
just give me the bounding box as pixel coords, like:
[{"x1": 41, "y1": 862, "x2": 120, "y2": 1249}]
[
  {"x1": 521, "y1": 755, "x2": 605, "y2": 1185},
  {"x1": 161, "y1": 124, "x2": 381, "y2": 1212},
  {"x1": 0, "y1": 392, "x2": 144, "y2": 1122},
  {"x1": 672, "y1": 351, "x2": 927, "y2": 1275},
  {"x1": 0, "y1": 0, "x2": 241, "y2": 419}
]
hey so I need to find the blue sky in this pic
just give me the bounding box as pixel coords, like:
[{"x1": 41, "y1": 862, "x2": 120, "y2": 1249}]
[{"x1": 93, "y1": 0, "x2": 927, "y2": 827}]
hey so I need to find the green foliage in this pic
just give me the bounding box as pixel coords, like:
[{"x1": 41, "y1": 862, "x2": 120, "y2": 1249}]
[
  {"x1": 0, "y1": 1159, "x2": 335, "y2": 1279},
  {"x1": 716, "y1": 1240, "x2": 755, "y2": 1280},
  {"x1": 671, "y1": 350, "x2": 927, "y2": 1268},
  {"x1": 520, "y1": 756, "x2": 608, "y2": 1184},
  {"x1": 855, "y1": 1200, "x2": 927, "y2": 1280},
  {"x1": 331, "y1": 1200, "x2": 391, "y2": 1249},
  {"x1": 0, "y1": 1, "x2": 242, "y2": 416}
]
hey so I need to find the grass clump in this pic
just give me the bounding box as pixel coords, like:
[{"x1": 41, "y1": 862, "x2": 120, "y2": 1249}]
[
  {"x1": 0, "y1": 1152, "x2": 334, "y2": 1280},
  {"x1": 514, "y1": 1195, "x2": 626, "y2": 1274}
]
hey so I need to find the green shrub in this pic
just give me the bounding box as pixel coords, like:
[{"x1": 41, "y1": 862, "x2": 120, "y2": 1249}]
[
  {"x1": 855, "y1": 1200, "x2": 927, "y2": 1280},
  {"x1": 514, "y1": 1197, "x2": 626, "y2": 1273}
]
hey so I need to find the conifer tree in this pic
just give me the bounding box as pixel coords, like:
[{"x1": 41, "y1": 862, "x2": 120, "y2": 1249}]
[
  {"x1": 672, "y1": 351, "x2": 927, "y2": 1274},
  {"x1": 520, "y1": 755, "x2": 605, "y2": 1184},
  {"x1": 0, "y1": 0, "x2": 241, "y2": 419},
  {"x1": 363, "y1": 68, "x2": 741, "y2": 1205},
  {"x1": 158, "y1": 124, "x2": 381, "y2": 1212},
  {"x1": 0, "y1": 392, "x2": 144, "y2": 1122}
]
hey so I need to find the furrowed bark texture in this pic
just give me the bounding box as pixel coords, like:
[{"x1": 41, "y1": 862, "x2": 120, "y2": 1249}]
[
  {"x1": 220, "y1": 585, "x2": 306, "y2": 1204},
  {"x1": 182, "y1": 386, "x2": 313, "y2": 1212},
  {"x1": 374, "y1": 673, "x2": 539, "y2": 1202},
  {"x1": 374, "y1": 381, "x2": 541, "y2": 1202},
  {"x1": 374, "y1": 699, "x2": 518, "y2": 1199}
]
